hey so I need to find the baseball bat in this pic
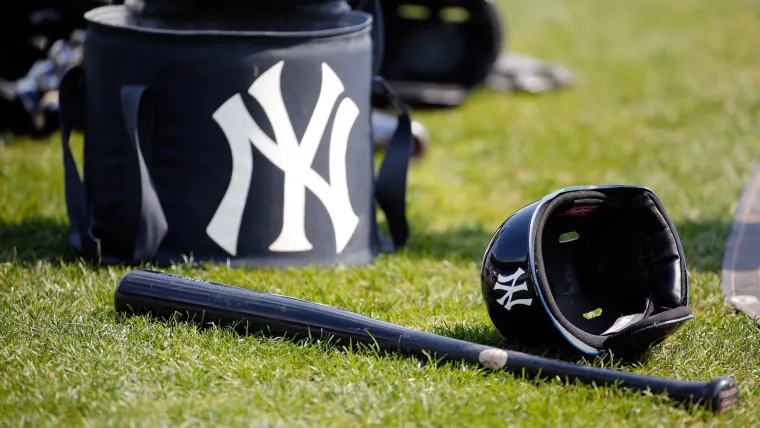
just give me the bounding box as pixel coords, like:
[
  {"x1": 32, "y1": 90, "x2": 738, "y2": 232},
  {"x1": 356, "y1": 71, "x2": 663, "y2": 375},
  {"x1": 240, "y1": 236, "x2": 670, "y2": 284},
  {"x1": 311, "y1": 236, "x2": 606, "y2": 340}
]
[{"x1": 114, "y1": 270, "x2": 739, "y2": 411}]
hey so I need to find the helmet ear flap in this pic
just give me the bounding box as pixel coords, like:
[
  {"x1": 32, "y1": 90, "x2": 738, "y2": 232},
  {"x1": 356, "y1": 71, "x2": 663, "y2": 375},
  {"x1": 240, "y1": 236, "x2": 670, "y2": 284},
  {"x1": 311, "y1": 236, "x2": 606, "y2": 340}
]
[
  {"x1": 602, "y1": 306, "x2": 694, "y2": 356},
  {"x1": 481, "y1": 186, "x2": 691, "y2": 356}
]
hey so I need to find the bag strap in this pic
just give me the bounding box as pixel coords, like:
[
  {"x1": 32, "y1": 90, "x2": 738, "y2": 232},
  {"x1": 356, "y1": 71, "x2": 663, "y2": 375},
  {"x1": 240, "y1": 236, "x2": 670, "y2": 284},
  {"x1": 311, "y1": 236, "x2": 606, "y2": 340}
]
[
  {"x1": 59, "y1": 66, "x2": 97, "y2": 256},
  {"x1": 373, "y1": 76, "x2": 412, "y2": 251},
  {"x1": 120, "y1": 86, "x2": 169, "y2": 261},
  {"x1": 368, "y1": 0, "x2": 385, "y2": 75},
  {"x1": 350, "y1": 0, "x2": 385, "y2": 74},
  {"x1": 59, "y1": 68, "x2": 167, "y2": 262}
]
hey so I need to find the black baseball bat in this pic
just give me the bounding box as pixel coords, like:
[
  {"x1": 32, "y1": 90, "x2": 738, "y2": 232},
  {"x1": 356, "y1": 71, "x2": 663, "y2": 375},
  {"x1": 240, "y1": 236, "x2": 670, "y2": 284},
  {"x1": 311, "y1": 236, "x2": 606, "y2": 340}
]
[{"x1": 114, "y1": 270, "x2": 739, "y2": 411}]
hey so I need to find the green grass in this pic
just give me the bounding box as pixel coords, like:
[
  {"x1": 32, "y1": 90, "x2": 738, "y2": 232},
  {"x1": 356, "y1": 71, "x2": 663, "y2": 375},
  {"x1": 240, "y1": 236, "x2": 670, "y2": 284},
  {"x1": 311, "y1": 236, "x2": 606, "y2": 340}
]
[{"x1": 3, "y1": 0, "x2": 760, "y2": 425}]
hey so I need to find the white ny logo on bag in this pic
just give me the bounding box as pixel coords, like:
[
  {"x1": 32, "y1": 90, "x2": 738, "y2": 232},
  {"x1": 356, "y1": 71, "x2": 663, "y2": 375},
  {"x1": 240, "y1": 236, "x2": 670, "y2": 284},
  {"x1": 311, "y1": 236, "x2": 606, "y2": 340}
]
[
  {"x1": 494, "y1": 267, "x2": 533, "y2": 310},
  {"x1": 207, "y1": 61, "x2": 360, "y2": 256}
]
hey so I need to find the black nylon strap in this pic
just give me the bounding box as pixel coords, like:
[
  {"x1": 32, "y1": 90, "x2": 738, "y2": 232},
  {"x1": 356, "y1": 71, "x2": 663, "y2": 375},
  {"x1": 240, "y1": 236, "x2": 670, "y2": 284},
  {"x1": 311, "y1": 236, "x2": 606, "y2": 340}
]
[
  {"x1": 349, "y1": 0, "x2": 384, "y2": 74},
  {"x1": 59, "y1": 70, "x2": 168, "y2": 263},
  {"x1": 120, "y1": 86, "x2": 168, "y2": 261},
  {"x1": 373, "y1": 75, "x2": 412, "y2": 251},
  {"x1": 59, "y1": 66, "x2": 98, "y2": 256},
  {"x1": 368, "y1": 0, "x2": 385, "y2": 75}
]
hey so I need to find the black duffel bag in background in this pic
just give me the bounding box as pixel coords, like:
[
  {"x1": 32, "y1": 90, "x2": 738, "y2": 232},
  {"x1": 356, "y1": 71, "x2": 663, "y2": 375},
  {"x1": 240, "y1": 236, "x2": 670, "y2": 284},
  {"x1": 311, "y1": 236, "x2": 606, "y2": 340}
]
[
  {"x1": 371, "y1": 0, "x2": 503, "y2": 107},
  {"x1": 60, "y1": 1, "x2": 413, "y2": 268},
  {"x1": 366, "y1": 0, "x2": 574, "y2": 107}
]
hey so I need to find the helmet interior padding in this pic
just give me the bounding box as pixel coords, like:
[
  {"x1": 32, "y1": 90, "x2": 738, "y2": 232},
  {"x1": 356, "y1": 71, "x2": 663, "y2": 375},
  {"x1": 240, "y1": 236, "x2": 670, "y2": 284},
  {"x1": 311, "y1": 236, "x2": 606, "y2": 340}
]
[{"x1": 533, "y1": 188, "x2": 690, "y2": 352}]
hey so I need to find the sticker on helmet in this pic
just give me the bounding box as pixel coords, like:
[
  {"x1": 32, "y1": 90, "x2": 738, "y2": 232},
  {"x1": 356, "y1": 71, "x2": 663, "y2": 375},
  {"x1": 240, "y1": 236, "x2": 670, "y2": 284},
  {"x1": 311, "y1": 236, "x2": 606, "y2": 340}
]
[
  {"x1": 493, "y1": 267, "x2": 533, "y2": 310},
  {"x1": 560, "y1": 205, "x2": 598, "y2": 217},
  {"x1": 601, "y1": 313, "x2": 644, "y2": 335}
]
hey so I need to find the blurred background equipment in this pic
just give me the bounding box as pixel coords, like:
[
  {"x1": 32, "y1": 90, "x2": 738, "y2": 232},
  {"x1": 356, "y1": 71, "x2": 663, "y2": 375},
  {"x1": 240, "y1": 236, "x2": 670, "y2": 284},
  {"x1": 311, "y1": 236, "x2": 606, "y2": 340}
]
[
  {"x1": 372, "y1": 110, "x2": 429, "y2": 160},
  {"x1": 371, "y1": 0, "x2": 574, "y2": 107},
  {"x1": 0, "y1": 1, "x2": 105, "y2": 135},
  {"x1": 0, "y1": 30, "x2": 85, "y2": 134},
  {"x1": 485, "y1": 51, "x2": 574, "y2": 95},
  {"x1": 722, "y1": 166, "x2": 760, "y2": 320},
  {"x1": 0, "y1": 0, "x2": 577, "y2": 172},
  {"x1": 372, "y1": 0, "x2": 503, "y2": 107}
]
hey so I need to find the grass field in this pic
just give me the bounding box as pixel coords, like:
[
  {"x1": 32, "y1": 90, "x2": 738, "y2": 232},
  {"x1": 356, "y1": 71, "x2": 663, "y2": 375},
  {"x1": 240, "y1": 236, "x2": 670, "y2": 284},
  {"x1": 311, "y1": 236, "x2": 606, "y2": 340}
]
[{"x1": 3, "y1": 0, "x2": 760, "y2": 426}]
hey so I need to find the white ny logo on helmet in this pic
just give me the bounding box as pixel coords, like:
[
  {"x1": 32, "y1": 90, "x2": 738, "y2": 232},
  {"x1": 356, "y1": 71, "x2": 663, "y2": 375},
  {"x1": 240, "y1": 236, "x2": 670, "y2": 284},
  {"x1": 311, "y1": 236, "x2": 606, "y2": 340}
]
[
  {"x1": 207, "y1": 61, "x2": 359, "y2": 256},
  {"x1": 494, "y1": 267, "x2": 533, "y2": 310}
]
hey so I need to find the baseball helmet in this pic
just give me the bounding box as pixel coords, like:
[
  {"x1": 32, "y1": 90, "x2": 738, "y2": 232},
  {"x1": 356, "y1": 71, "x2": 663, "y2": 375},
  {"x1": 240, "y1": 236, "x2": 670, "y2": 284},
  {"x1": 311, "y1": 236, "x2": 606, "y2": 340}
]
[
  {"x1": 374, "y1": 0, "x2": 503, "y2": 107},
  {"x1": 481, "y1": 185, "x2": 692, "y2": 356}
]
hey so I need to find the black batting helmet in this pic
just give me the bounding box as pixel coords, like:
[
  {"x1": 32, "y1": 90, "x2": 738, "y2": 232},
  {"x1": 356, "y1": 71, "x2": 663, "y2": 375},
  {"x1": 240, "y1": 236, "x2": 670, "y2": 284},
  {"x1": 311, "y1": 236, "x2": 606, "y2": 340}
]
[{"x1": 481, "y1": 185, "x2": 692, "y2": 356}]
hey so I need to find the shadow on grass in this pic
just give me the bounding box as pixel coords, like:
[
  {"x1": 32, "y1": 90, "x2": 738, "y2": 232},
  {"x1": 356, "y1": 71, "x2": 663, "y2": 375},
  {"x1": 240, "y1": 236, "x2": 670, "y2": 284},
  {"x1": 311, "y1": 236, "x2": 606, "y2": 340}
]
[
  {"x1": 0, "y1": 215, "x2": 732, "y2": 276},
  {"x1": 430, "y1": 321, "x2": 658, "y2": 367},
  {"x1": 0, "y1": 217, "x2": 77, "y2": 264},
  {"x1": 116, "y1": 308, "x2": 707, "y2": 411},
  {"x1": 116, "y1": 297, "x2": 649, "y2": 373},
  {"x1": 403, "y1": 223, "x2": 494, "y2": 263},
  {"x1": 422, "y1": 323, "x2": 716, "y2": 413},
  {"x1": 674, "y1": 219, "x2": 732, "y2": 275}
]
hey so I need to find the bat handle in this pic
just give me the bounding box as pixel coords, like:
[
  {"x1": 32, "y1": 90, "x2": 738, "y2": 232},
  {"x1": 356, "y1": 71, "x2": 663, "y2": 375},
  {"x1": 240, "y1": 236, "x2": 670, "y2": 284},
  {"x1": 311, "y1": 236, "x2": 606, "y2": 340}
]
[
  {"x1": 504, "y1": 351, "x2": 740, "y2": 411},
  {"x1": 410, "y1": 339, "x2": 739, "y2": 411}
]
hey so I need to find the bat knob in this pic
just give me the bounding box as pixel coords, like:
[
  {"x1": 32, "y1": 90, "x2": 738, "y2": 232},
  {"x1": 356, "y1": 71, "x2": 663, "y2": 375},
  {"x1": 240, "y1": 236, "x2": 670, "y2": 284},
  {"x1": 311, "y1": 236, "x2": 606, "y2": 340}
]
[{"x1": 705, "y1": 376, "x2": 739, "y2": 412}]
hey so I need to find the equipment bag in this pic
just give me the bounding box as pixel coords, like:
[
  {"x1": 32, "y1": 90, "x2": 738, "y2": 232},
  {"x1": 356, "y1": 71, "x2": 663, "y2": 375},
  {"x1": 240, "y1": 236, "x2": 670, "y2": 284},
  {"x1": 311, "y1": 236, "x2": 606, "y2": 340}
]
[
  {"x1": 373, "y1": 0, "x2": 503, "y2": 107},
  {"x1": 60, "y1": 4, "x2": 412, "y2": 268},
  {"x1": 120, "y1": 0, "x2": 387, "y2": 74}
]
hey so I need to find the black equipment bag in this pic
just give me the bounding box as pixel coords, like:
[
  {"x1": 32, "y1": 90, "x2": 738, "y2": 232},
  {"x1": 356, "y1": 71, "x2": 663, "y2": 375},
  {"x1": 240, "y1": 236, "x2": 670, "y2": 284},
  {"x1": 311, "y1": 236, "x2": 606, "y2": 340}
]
[
  {"x1": 123, "y1": 0, "x2": 354, "y2": 18},
  {"x1": 373, "y1": 0, "x2": 503, "y2": 107},
  {"x1": 121, "y1": 0, "x2": 387, "y2": 74},
  {"x1": 60, "y1": 4, "x2": 413, "y2": 268}
]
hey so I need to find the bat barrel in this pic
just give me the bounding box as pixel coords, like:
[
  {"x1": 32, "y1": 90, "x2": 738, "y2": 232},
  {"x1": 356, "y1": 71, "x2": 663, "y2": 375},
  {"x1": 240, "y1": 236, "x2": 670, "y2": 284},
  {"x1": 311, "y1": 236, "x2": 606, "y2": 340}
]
[{"x1": 115, "y1": 269, "x2": 493, "y2": 361}]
